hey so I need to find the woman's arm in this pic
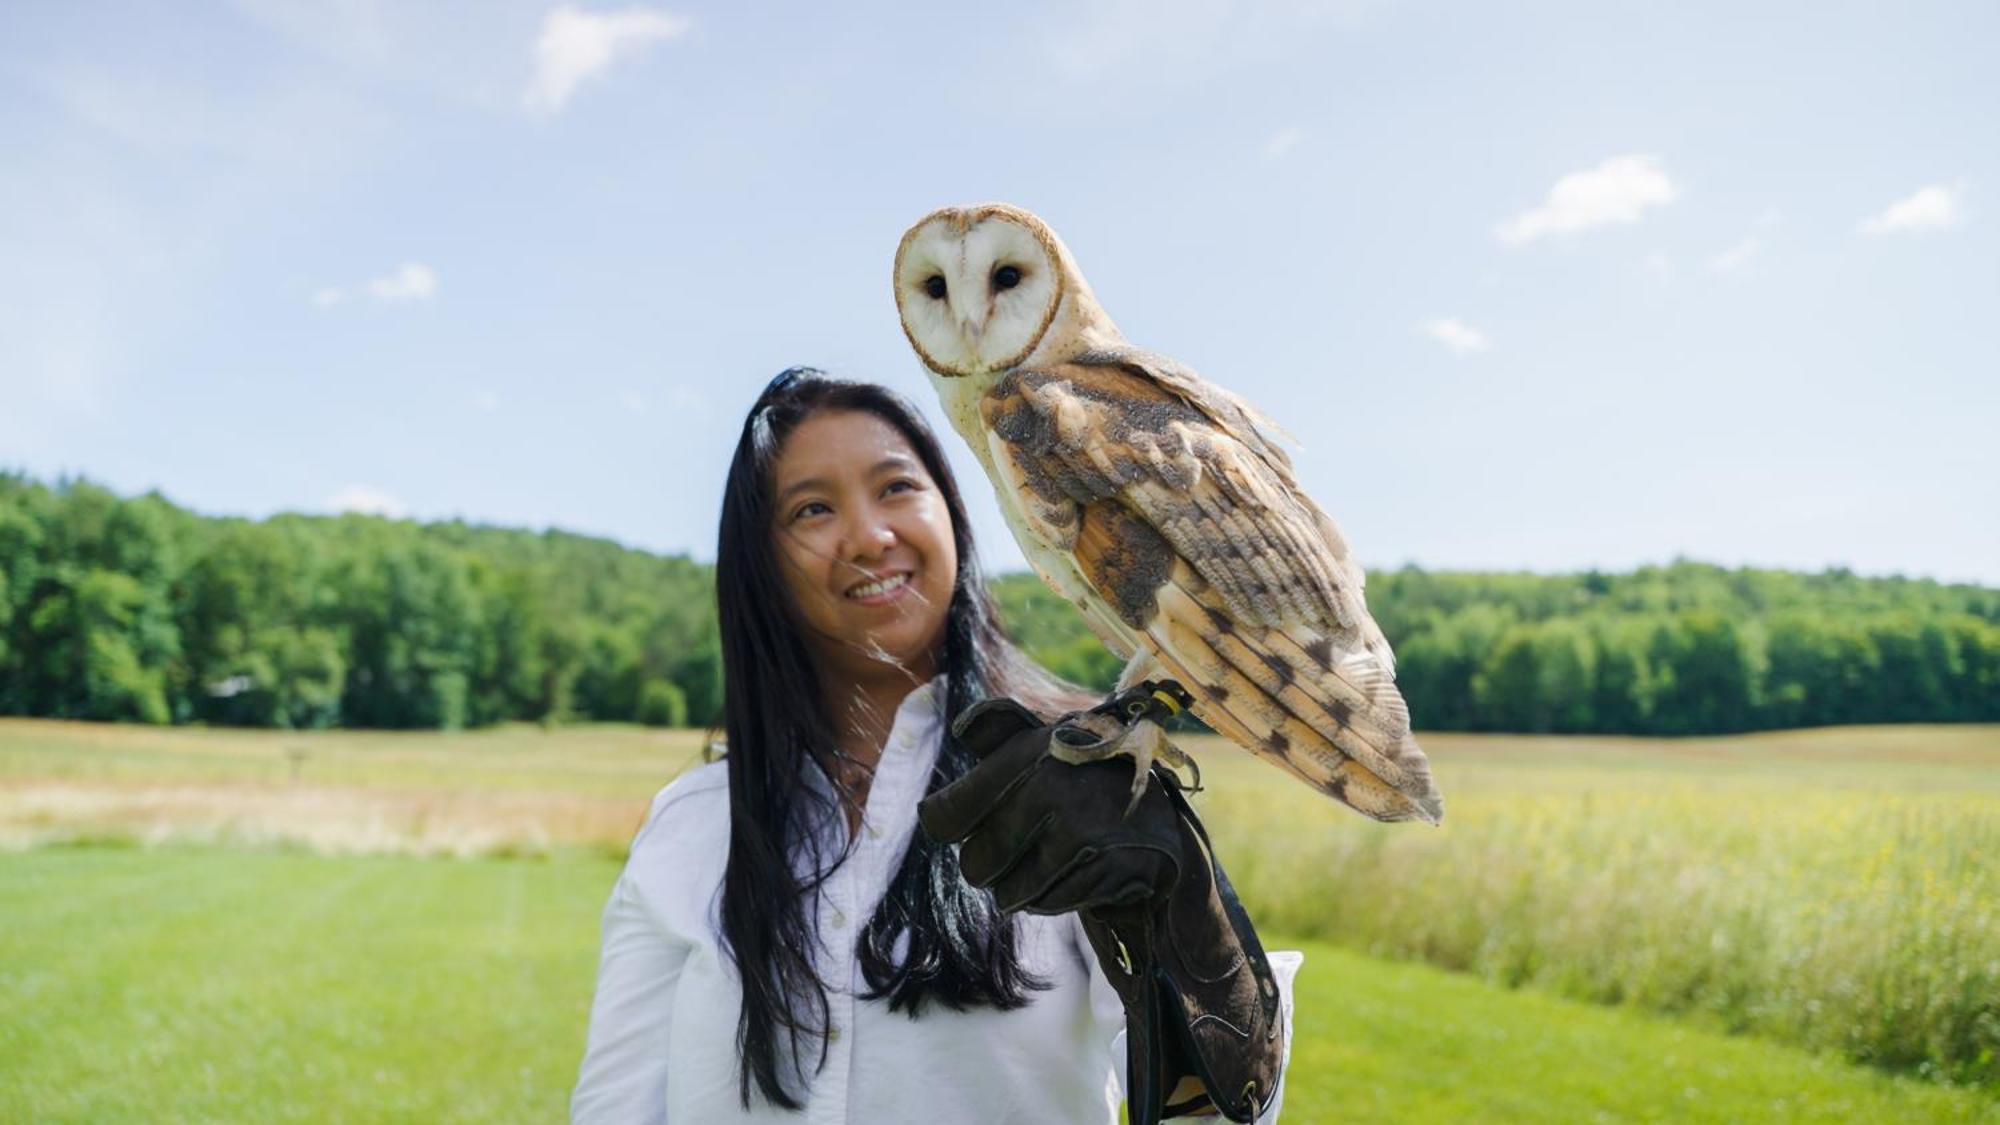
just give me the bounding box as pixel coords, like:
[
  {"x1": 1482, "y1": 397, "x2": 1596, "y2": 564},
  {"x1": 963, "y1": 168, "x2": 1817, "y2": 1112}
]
[
  {"x1": 920, "y1": 694, "x2": 1290, "y2": 1124},
  {"x1": 1084, "y1": 918, "x2": 1301, "y2": 1122},
  {"x1": 570, "y1": 871, "x2": 690, "y2": 1125}
]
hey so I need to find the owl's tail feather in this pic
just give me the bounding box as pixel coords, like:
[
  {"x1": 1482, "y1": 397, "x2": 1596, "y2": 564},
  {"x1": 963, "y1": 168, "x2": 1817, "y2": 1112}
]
[
  {"x1": 1150, "y1": 642, "x2": 1433, "y2": 823},
  {"x1": 1163, "y1": 607, "x2": 1415, "y2": 784},
  {"x1": 1146, "y1": 567, "x2": 1443, "y2": 825}
]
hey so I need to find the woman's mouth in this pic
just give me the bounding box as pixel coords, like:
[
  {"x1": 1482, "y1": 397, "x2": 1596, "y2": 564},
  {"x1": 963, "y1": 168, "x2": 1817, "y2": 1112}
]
[{"x1": 845, "y1": 571, "x2": 913, "y2": 604}]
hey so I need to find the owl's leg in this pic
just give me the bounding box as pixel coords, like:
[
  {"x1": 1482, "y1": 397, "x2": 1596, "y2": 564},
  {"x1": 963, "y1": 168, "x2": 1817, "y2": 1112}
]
[
  {"x1": 1046, "y1": 655, "x2": 1201, "y2": 816},
  {"x1": 1114, "y1": 651, "x2": 1166, "y2": 693},
  {"x1": 1112, "y1": 653, "x2": 1201, "y2": 794}
]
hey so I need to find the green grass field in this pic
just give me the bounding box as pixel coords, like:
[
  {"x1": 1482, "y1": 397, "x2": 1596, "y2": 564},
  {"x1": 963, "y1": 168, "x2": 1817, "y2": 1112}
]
[
  {"x1": 3, "y1": 718, "x2": 1998, "y2": 1119},
  {"x1": 4, "y1": 848, "x2": 1994, "y2": 1124}
]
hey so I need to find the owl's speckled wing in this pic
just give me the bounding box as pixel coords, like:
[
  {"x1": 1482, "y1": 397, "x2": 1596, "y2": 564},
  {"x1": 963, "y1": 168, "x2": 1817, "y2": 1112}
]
[{"x1": 980, "y1": 353, "x2": 1442, "y2": 823}]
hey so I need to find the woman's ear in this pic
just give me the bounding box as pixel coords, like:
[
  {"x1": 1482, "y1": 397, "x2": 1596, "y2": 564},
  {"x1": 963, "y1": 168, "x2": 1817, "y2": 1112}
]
[{"x1": 949, "y1": 698, "x2": 1044, "y2": 760}]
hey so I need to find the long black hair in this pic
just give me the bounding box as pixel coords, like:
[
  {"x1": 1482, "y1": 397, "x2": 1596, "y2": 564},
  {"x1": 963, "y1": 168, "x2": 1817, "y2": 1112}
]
[{"x1": 715, "y1": 367, "x2": 1089, "y2": 1109}]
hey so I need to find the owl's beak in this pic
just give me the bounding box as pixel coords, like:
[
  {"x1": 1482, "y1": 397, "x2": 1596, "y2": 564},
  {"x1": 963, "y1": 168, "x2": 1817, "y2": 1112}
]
[{"x1": 959, "y1": 316, "x2": 983, "y2": 342}]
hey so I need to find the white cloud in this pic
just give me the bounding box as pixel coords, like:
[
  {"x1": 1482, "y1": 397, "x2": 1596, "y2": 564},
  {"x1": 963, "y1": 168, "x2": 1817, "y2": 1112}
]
[
  {"x1": 1262, "y1": 127, "x2": 1303, "y2": 158},
  {"x1": 1859, "y1": 181, "x2": 1964, "y2": 236},
  {"x1": 1496, "y1": 154, "x2": 1678, "y2": 247},
  {"x1": 1421, "y1": 318, "x2": 1490, "y2": 356},
  {"x1": 326, "y1": 485, "x2": 409, "y2": 518},
  {"x1": 311, "y1": 262, "x2": 438, "y2": 307},
  {"x1": 472, "y1": 390, "x2": 501, "y2": 412},
  {"x1": 364, "y1": 262, "x2": 439, "y2": 301},
  {"x1": 524, "y1": 5, "x2": 690, "y2": 116},
  {"x1": 1709, "y1": 237, "x2": 1761, "y2": 273},
  {"x1": 619, "y1": 390, "x2": 649, "y2": 413},
  {"x1": 1708, "y1": 210, "x2": 1781, "y2": 274}
]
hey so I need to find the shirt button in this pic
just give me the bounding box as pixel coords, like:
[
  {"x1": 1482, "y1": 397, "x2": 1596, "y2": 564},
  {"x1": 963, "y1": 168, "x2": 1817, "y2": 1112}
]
[
  {"x1": 832, "y1": 910, "x2": 848, "y2": 929},
  {"x1": 827, "y1": 1026, "x2": 841, "y2": 1043},
  {"x1": 865, "y1": 825, "x2": 881, "y2": 840}
]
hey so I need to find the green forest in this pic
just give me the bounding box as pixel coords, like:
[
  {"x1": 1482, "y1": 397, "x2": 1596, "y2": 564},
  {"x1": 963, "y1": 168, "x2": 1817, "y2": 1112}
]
[{"x1": 3, "y1": 472, "x2": 1994, "y2": 733}]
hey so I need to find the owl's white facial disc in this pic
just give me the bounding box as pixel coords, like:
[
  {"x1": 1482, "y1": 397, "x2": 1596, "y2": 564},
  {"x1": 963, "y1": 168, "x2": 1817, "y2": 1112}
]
[{"x1": 894, "y1": 211, "x2": 1061, "y2": 378}]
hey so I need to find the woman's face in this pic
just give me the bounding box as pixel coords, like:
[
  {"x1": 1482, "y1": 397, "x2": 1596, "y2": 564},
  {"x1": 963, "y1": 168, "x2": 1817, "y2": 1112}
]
[{"x1": 769, "y1": 409, "x2": 959, "y2": 685}]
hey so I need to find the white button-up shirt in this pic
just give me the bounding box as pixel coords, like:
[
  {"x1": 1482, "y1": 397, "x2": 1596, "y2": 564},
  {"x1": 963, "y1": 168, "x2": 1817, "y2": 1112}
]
[{"x1": 571, "y1": 677, "x2": 1299, "y2": 1124}]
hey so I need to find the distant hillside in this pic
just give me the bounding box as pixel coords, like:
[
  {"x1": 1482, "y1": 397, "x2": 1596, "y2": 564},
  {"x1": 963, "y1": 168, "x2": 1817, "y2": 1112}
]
[{"x1": 4, "y1": 472, "x2": 1994, "y2": 733}]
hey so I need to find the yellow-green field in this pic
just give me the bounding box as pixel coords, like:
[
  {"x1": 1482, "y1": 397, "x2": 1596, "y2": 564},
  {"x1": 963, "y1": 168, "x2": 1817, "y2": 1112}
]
[
  {"x1": 1198, "y1": 726, "x2": 2000, "y2": 1087},
  {"x1": 4, "y1": 718, "x2": 1998, "y2": 1118},
  {"x1": 0, "y1": 718, "x2": 702, "y2": 857}
]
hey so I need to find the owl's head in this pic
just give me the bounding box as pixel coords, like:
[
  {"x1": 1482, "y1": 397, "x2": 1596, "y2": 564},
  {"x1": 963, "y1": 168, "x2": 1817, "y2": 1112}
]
[{"x1": 894, "y1": 203, "x2": 1089, "y2": 378}]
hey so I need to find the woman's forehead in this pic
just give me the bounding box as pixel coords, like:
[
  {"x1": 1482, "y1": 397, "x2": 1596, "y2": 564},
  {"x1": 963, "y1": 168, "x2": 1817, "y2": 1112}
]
[{"x1": 773, "y1": 410, "x2": 924, "y2": 485}]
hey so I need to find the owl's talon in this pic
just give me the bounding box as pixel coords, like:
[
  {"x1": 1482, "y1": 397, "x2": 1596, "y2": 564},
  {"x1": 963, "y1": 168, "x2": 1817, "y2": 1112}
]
[
  {"x1": 1159, "y1": 741, "x2": 1202, "y2": 795},
  {"x1": 1118, "y1": 719, "x2": 1162, "y2": 819},
  {"x1": 1048, "y1": 712, "x2": 1127, "y2": 765},
  {"x1": 1049, "y1": 697, "x2": 1198, "y2": 818}
]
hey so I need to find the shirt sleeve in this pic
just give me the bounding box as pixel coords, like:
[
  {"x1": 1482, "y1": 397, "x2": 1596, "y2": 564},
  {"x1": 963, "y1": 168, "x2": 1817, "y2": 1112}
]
[
  {"x1": 1080, "y1": 916, "x2": 1303, "y2": 1124},
  {"x1": 570, "y1": 869, "x2": 691, "y2": 1125}
]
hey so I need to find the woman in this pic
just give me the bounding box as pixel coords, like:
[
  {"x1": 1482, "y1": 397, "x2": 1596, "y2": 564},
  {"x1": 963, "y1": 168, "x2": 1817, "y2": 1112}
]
[{"x1": 570, "y1": 369, "x2": 1298, "y2": 1123}]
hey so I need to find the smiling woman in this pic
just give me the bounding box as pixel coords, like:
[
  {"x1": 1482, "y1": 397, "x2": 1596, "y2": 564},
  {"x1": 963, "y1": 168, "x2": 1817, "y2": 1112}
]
[
  {"x1": 568, "y1": 369, "x2": 1299, "y2": 1124},
  {"x1": 769, "y1": 409, "x2": 961, "y2": 767}
]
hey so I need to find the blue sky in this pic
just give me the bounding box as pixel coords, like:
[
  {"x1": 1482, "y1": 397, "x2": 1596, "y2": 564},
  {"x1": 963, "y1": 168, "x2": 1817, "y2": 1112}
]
[{"x1": 4, "y1": 1, "x2": 1995, "y2": 584}]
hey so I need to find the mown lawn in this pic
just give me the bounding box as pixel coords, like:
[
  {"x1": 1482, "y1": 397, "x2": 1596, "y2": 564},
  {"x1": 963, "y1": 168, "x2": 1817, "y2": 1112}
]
[{"x1": 3, "y1": 849, "x2": 1993, "y2": 1123}]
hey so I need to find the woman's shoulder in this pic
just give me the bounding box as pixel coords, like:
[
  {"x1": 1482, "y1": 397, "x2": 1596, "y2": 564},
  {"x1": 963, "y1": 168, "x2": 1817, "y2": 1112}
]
[
  {"x1": 615, "y1": 761, "x2": 732, "y2": 936},
  {"x1": 629, "y1": 759, "x2": 732, "y2": 856}
]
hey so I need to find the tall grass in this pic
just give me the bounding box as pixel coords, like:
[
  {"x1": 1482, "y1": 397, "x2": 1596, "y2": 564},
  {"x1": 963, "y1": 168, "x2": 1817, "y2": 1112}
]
[
  {"x1": 0, "y1": 781, "x2": 644, "y2": 858},
  {"x1": 1196, "y1": 728, "x2": 2000, "y2": 1087},
  {"x1": 0, "y1": 717, "x2": 708, "y2": 796},
  {"x1": 0, "y1": 718, "x2": 702, "y2": 857}
]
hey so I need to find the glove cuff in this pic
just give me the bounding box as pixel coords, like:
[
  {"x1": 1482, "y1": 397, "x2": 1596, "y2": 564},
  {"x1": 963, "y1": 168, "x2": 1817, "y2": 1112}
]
[{"x1": 1083, "y1": 774, "x2": 1283, "y2": 1125}]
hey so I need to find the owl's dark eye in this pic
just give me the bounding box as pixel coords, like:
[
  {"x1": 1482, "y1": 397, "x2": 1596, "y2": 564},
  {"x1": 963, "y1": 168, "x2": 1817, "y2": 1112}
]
[
  {"x1": 992, "y1": 265, "x2": 1023, "y2": 291},
  {"x1": 924, "y1": 275, "x2": 947, "y2": 300}
]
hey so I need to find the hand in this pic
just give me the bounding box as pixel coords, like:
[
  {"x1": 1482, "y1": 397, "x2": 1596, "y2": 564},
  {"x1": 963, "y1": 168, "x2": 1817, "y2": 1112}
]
[
  {"x1": 916, "y1": 696, "x2": 1185, "y2": 916},
  {"x1": 919, "y1": 692, "x2": 1284, "y2": 1125}
]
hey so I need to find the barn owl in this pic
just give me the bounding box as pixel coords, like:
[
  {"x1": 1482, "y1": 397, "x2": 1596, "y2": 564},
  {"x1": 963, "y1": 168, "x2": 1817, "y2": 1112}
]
[{"x1": 893, "y1": 203, "x2": 1443, "y2": 824}]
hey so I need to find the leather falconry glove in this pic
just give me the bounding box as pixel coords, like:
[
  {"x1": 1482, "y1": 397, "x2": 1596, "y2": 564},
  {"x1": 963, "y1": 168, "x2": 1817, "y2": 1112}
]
[{"x1": 917, "y1": 683, "x2": 1284, "y2": 1125}]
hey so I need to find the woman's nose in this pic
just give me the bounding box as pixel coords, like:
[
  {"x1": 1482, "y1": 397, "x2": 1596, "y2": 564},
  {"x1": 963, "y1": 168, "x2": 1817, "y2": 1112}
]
[{"x1": 844, "y1": 515, "x2": 897, "y2": 559}]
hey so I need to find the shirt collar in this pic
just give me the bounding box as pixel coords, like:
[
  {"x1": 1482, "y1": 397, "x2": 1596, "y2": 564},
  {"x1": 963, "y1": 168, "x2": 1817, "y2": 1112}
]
[{"x1": 800, "y1": 674, "x2": 948, "y2": 804}]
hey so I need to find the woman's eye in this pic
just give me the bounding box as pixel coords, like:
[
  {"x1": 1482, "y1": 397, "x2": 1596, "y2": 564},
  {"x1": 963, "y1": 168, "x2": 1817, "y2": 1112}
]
[
  {"x1": 884, "y1": 479, "x2": 918, "y2": 496},
  {"x1": 924, "y1": 275, "x2": 947, "y2": 300},
  {"x1": 992, "y1": 265, "x2": 1022, "y2": 291},
  {"x1": 793, "y1": 501, "x2": 830, "y2": 521}
]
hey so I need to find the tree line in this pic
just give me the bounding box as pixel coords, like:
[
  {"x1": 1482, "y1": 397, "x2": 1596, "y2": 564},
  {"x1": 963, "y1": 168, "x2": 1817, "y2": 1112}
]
[
  {"x1": 1003, "y1": 562, "x2": 1999, "y2": 734},
  {"x1": 999, "y1": 562, "x2": 2000, "y2": 734},
  {"x1": 1, "y1": 474, "x2": 717, "y2": 730},
  {"x1": 4, "y1": 472, "x2": 1995, "y2": 733}
]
